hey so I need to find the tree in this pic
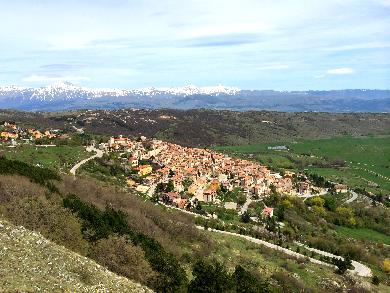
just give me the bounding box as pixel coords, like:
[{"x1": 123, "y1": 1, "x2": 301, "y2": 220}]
[
  {"x1": 232, "y1": 265, "x2": 270, "y2": 293},
  {"x1": 310, "y1": 196, "x2": 325, "y2": 207},
  {"x1": 182, "y1": 178, "x2": 193, "y2": 191},
  {"x1": 265, "y1": 216, "x2": 277, "y2": 232},
  {"x1": 372, "y1": 275, "x2": 380, "y2": 285},
  {"x1": 335, "y1": 207, "x2": 356, "y2": 227},
  {"x1": 323, "y1": 195, "x2": 336, "y2": 211},
  {"x1": 166, "y1": 180, "x2": 175, "y2": 192},
  {"x1": 241, "y1": 211, "x2": 251, "y2": 223},
  {"x1": 188, "y1": 260, "x2": 233, "y2": 293},
  {"x1": 383, "y1": 259, "x2": 390, "y2": 273},
  {"x1": 269, "y1": 184, "x2": 277, "y2": 195},
  {"x1": 237, "y1": 193, "x2": 247, "y2": 205},
  {"x1": 332, "y1": 256, "x2": 352, "y2": 274}
]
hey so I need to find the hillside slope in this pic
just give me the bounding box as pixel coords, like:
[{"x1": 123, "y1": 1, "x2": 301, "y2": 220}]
[
  {"x1": 1, "y1": 109, "x2": 389, "y2": 147},
  {"x1": 0, "y1": 218, "x2": 153, "y2": 293}
]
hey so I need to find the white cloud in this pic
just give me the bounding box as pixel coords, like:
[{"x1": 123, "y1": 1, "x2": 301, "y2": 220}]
[
  {"x1": 326, "y1": 67, "x2": 355, "y2": 75},
  {"x1": 22, "y1": 74, "x2": 90, "y2": 83}
]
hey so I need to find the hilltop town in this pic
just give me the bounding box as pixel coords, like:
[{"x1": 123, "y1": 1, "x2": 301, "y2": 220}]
[
  {"x1": 102, "y1": 135, "x2": 334, "y2": 217},
  {"x1": 0, "y1": 121, "x2": 352, "y2": 218}
]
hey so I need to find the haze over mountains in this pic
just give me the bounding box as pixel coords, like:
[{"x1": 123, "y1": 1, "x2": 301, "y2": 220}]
[{"x1": 0, "y1": 82, "x2": 389, "y2": 112}]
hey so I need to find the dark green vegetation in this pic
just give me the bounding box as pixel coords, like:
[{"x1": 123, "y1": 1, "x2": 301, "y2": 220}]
[
  {"x1": 214, "y1": 136, "x2": 390, "y2": 196},
  {"x1": 188, "y1": 260, "x2": 270, "y2": 293},
  {"x1": 1, "y1": 109, "x2": 389, "y2": 146},
  {"x1": 0, "y1": 156, "x2": 60, "y2": 192}
]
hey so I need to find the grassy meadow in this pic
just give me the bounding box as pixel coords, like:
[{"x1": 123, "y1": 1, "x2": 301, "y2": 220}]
[
  {"x1": 0, "y1": 145, "x2": 89, "y2": 173},
  {"x1": 213, "y1": 136, "x2": 390, "y2": 194}
]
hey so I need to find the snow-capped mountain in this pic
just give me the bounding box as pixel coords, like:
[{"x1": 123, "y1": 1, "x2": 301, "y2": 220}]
[
  {"x1": 133, "y1": 85, "x2": 240, "y2": 96},
  {"x1": 0, "y1": 82, "x2": 388, "y2": 112},
  {"x1": 0, "y1": 82, "x2": 241, "y2": 103}
]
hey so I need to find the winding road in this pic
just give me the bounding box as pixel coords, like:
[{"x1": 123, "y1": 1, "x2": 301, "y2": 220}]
[
  {"x1": 161, "y1": 202, "x2": 372, "y2": 277},
  {"x1": 157, "y1": 197, "x2": 372, "y2": 278},
  {"x1": 345, "y1": 190, "x2": 358, "y2": 204},
  {"x1": 196, "y1": 226, "x2": 372, "y2": 277},
  {"x1": 70, "y1": 146, "x2": 104, "y2": 176},
  {"x1": 295, "y1": 242, "x2": 372, "y2": 277}
]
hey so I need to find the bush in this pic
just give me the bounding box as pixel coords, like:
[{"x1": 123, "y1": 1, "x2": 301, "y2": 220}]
[
  {"x1": 372, "y1": 275, "x2": 380, "y2": 285},
  {"x1": 232, "y1": 265, "x2": 270, "y2": 293},
  {"x1": 383, "y1": 259, "x2": 390, "y2": 273},
  {"x1": 241, "y1": 211, "x2": 251, "y2": 223},
  {"x1": 91, "y1": 235, "x2": 157, "y2": 287},
  {"x1": 188, "y1": 260, "x2": 233, "y2": 293}
]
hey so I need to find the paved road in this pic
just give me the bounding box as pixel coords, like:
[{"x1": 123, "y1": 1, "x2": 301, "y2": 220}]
[
  {"x1": 198, "y1": 226, "x2": 332, "y2": 266},
  {"x1": 295, "y1": 242, "x2": 372, "y2": 277},
  {"x1": 297, "y1": 189, "x2": 328, "y2": 201},
  {"x1": 345, "y1": 190, "x2": 358, "y2": 204},
  {"x1": 197, "y1": 227, "x2": 371, "y2": 277},
  {"x1": 240, "y1": 196, "x2": 263, "y2": 215},
  {"x1": 70, "y1": 146, "x2": 104, "y2": 176}
]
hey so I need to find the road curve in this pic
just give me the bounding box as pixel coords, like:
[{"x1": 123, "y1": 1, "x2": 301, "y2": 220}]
[
  {"x1": 295, "y1": 242, "x2": 372, "y2": 277},
  {"x1": 345, "y1": 190, "x2": 358, "y2": 204},
  {"x1": 70, "y1": 146, "x2": 104, "y2": 176},
  {"x1": 196, "y1": 227, "x2": 372, "y2": 277}
]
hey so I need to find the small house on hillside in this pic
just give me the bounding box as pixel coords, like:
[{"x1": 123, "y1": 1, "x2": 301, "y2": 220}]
[
  {"x1": 262, "y1": 207, "x2": 274, "y2": 218},
  {"x1": 334, "y1": 184, "x2": 348, "y2": 193}
]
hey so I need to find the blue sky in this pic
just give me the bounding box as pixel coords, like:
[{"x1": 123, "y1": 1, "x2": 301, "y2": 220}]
[{"x1": 0, "y1": 0, "x2": 389, "y2": 89}]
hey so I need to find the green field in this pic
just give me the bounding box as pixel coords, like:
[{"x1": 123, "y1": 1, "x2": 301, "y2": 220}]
[
  {"x1": 335, "y1": 226, "x2": 390, "y2": 245},
  {"x1": 213, "y1": 136, "x2": 390, "y2": 194},
  {"x1": 0, "y1": 145, "x2": 89, "y2": 173}
]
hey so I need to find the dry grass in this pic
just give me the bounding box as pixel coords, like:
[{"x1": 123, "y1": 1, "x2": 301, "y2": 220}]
[{"x1": 0, "y1": 218, "x2": 153, "y2": 293}]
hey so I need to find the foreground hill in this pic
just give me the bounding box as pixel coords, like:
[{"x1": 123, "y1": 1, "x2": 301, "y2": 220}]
[
  {"x1": 0, "y1": 83, "x2": 389, "y2": 112},
  {"x1": 0, "y1": 218, "x2": 152, "y2": 293},
  {"x1": 1, "y1": 109, "x2": 389, "y2": 146}
]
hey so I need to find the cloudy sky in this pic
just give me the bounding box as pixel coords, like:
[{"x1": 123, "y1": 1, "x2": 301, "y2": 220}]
[{"x1": 0, "y1": 0, "x2": 389, "y2": 89}]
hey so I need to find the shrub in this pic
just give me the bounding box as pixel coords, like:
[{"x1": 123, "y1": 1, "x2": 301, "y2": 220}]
[
  {"x1": 91, "y1": 235, "x2": 157, "y2": 287},
  {"x1": 232, "y1": 265, "x2": 270, "y2": 293},
  {"x1": 241, "y1": 211, "x2": 251, "y2": 223},
  {"x1": 189, "y1": 259, "x2": 233, "y2": 293},
  {"x1": 371, "y1": 275, "x2": 380, "y2": 285},
  {"x1": 383, "y1": 259, "x2": 390, "y2": 273}
]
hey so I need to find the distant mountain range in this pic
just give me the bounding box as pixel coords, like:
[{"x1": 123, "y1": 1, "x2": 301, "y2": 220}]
[{"x1": 0, "y1": 82, "x2": 389, "y2": 112}]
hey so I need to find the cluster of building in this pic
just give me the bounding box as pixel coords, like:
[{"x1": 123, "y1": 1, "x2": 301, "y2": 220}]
[
  {"x1": 0, "y1": 121, "x2": 66, "y2": 144},
  {"x1": 105, "y1": 136, "x2": 321, "y2": 211}
]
